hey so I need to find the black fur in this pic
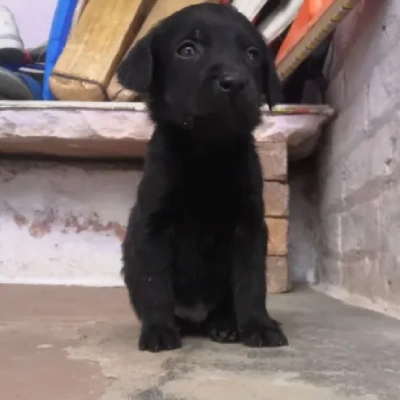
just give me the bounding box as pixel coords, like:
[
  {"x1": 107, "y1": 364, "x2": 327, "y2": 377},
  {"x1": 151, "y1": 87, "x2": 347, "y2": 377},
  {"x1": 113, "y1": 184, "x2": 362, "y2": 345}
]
[{"x1": 118, "y1": 3, "x2": 288, "y2": 352}]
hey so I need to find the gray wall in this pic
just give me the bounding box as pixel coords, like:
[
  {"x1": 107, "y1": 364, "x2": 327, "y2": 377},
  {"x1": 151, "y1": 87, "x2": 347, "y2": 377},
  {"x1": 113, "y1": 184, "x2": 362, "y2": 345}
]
[{"x1": 315, "y1": 0, "x2": 400, "y2": 306}]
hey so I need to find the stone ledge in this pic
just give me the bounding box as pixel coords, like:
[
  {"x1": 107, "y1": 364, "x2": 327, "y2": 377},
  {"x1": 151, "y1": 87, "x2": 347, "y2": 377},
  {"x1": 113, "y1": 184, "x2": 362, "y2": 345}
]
[{"x1": 0, "y1": 101, "x2": 334, "y2": 160}]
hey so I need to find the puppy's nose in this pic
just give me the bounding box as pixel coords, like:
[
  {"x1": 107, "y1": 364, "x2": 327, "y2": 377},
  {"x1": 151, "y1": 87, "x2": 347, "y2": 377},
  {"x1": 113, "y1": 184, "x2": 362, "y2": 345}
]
[{"x1": 217, "y1": 72, "x2": 246, "y2": 93}]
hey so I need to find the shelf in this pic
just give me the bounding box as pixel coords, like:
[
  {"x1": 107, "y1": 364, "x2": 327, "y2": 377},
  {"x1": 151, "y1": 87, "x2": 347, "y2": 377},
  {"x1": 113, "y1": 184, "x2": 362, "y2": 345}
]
[{"x1": 0, "y1": 101, "x2": 334, "y2": 160}]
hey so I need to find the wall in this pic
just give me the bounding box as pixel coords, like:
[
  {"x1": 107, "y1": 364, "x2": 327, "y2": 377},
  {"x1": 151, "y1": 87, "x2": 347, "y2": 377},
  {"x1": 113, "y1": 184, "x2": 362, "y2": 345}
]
[
  {"x1": 4, "y1": 0, "x2": 399, "y2": 305},
  {"x1": 0, "y1": 160, "x2": 142, "y2": 286},
  {"x1": 288, "y1": 156, "x2": 320, "y2": 286},
  {"x1": 3, "y1": 0, "x2": 57, "y2": 48},
  {"x1": 317, "y1": 0, "x2": 400, "y2": 306}
]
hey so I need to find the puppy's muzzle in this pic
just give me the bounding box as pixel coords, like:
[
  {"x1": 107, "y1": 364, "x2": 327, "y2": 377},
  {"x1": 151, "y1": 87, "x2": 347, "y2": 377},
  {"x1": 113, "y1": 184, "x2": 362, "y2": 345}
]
[
  {"x1": 207, "y1": 64, "x2": 248, "y2": 95},
  {"x1": 216, "y1": 71, "x2": 247, "y2": 94}
]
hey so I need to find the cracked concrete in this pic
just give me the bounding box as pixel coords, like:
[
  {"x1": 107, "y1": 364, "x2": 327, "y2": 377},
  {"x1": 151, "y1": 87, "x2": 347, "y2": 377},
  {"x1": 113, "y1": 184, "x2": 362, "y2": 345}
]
[{"x1": 1, "y1": 285, "x2": 399, "y2": 399}]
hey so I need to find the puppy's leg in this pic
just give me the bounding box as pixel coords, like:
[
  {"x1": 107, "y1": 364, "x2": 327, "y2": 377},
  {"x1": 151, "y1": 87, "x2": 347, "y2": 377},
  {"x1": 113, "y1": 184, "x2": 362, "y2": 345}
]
[
  {"x1": 175, "y1": 316, "x2": 206, "y2": 337},
  {"x1": 232, "y1": 224, "x2": 288, "y2": 347},
  {"x1": 205, "y1": 298, "x2": 240, "y2": 343},
  {"x1": 123, "y1": 228, "x2": 181, "y2": 353}
]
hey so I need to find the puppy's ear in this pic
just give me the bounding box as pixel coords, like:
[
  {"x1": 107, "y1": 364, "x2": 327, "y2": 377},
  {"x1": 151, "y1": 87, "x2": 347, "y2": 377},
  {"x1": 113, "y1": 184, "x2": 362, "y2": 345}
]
[
  {"x1": 117, "y1": 33, "x2": 154, "y2": 93},
  {"x1": 262, "y1": 51, "x2": 284, "y2": 109}
]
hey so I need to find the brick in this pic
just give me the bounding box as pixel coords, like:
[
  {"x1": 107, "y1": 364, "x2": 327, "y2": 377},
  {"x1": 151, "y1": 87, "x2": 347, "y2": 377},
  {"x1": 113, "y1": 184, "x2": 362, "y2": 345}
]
[
  {"x1": 266, "y1": 218, "x2": 288, "y2": 256},
  {"x1": 263, "y1": 182, "x2": 289, "y2": 217},
  {"x1": 266, "y1": 256, "x2": 291, "y2": 294},
  {"x1": 256, "y1": 141, "x2": 287, "y2": 182}
]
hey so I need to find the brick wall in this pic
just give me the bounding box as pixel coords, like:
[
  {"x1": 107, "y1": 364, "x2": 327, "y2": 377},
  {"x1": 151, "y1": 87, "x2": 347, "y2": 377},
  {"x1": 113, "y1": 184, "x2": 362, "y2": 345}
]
[{"x1": 317, "y1": 0, "x2": 400, "y2": 305}]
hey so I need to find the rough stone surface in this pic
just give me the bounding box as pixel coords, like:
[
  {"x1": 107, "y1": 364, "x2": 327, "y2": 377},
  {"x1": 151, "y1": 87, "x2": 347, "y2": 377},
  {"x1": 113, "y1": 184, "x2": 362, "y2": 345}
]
[
  {"x1": 0, "y1": 160, "x2": 139, "y2": 286},
  {"x1": 263, "y1": 182, "x2": 289, "y2": 217},
  {"x1": 0, "y1": 160, "x2": 288, "y2": 288},
  {"x1": 0, "y1": 102, "x2": 330, "y2": 291},
  {"x1": 1, "y1": 285, "x2": 400, "y2": 400},
  {"x1": 0, "y1": 102, "x2": 331, "y2": 159},
  {"x1": 316, "y1": 0, "x2": 400, "y2": 306}
]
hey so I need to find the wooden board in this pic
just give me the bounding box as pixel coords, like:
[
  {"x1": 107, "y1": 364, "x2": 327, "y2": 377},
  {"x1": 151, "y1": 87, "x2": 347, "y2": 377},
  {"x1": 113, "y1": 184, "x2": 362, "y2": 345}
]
[
  {"x1": 108, "y1": 0, "x2": 220, "y2": 101},
  {"x1": 276, "y1": 0, "x2": 361, "y2": 80},
  {"x1": 50, "y1": 0, "x2": 151, "y2": 101},
  {"x1": 71, "y1": 0, "x2": 90, "y2": 28}
]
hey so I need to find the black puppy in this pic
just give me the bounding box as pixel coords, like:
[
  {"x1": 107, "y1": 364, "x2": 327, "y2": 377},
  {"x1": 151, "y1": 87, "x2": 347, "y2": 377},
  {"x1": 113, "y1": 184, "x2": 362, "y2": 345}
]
[{"x1": 117, "y1": 3, "x2": 288, "y2": 352}]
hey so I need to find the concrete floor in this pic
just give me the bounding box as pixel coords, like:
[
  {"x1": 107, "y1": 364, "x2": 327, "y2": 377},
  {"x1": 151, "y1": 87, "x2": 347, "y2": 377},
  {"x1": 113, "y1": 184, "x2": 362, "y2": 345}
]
[{"x1": 1, "y1": 286, "x2": 400, "y2": 400}]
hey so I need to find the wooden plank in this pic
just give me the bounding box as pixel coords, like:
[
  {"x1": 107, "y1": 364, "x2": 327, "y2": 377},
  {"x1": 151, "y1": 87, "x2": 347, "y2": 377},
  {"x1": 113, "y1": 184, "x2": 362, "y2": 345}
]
[
  {"x1": 266, "y1": 256, "x2": 291, "y2": 294},
  {"x1": 108, "y1": 0, "x2": 220, "y2": 101},
  {"x1": 71, "y1": 0, "x2": 90, "y2": 27},
  {"x1": 50, "y1": 0, "x2": 151, "y2": 101},
  {"x1": 276, "y1": 0, "x2": 361, "y2": 80},
  {"x1": 263, "y1": 182, "x2": 289, "y2": 217}
]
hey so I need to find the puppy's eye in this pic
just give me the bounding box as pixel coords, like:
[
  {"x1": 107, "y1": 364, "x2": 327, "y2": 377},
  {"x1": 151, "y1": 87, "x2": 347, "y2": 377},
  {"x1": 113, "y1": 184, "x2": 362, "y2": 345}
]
[
  {"x1": 246, "y1": 47, "x2": 260, "y2": 65},
  {"x1": 176, "y1": 41, "x2": 198, "y2": 58}
]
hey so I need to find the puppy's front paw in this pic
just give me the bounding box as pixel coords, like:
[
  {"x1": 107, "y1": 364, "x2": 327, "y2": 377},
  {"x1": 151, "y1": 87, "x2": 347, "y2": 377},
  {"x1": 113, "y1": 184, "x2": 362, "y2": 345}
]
[
  {"x1": 207, "y1": 319, "x2": 240, "y2": 343},
  {"x1": 139, "y1": 324, "x2": 181, "y2": 352},
  {"x1": 241, "y1": 319, "x2": 288, "y2": 348}
]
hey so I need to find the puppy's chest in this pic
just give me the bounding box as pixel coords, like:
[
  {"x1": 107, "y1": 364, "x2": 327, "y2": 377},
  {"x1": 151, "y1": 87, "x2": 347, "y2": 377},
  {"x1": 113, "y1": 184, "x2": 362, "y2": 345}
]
[
  {"x1": 176, "y1": 163, "x2": 244, "y2": 217},
  {"x1": 171, "y1": 167, "x2": 241, "y2": 254}
]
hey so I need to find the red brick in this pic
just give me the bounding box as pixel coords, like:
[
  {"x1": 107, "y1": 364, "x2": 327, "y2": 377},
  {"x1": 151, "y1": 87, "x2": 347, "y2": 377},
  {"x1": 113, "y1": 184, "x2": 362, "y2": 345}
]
[
  {"x1": 263, "y1": 182, "x2": 289, "y2": 217},
  {"x1": 266, "y1": 218, "x2": 288, "y2": 256},
  {"x1": 256, "y1": 141, "x2": 287, "y2": 182},
  {"x1": 266, "y1": 256, "x2": 291, "y2": 294}
]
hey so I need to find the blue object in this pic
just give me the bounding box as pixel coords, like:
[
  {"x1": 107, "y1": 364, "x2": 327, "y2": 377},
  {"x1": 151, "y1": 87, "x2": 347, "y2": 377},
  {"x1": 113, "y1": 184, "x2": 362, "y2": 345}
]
[
  {"x1": 0, "y1": 66, "x2": 43, "y2": 100},
  {"x1": 43, "y1": 0, "x2": 79, "y2": 100},
  {"x1": 18, "y1": 73, "x2": 43, "y2": 100}
]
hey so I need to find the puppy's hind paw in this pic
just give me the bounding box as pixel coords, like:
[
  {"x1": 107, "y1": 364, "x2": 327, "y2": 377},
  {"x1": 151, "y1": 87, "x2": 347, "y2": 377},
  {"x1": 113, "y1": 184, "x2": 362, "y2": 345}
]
[
  {"x1": 139, "y1": 324, "x2": 182, "y2": 352},
  {"x1": 241, "y1": 319, "x2": 288, "y2": 348}
]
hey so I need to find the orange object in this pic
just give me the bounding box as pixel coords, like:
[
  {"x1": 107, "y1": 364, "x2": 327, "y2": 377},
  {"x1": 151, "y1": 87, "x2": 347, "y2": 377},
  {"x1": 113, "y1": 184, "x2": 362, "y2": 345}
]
[
  {"x1": 276, "y1": 0, "x2": 360, "y2": 80},
  {"x1": 277, "y1": 0, "x2": 333, "y2": 63}
]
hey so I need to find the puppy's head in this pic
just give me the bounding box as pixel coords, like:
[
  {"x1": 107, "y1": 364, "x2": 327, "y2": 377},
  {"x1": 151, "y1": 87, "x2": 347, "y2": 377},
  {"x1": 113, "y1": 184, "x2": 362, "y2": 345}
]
[{"x1": 118, "y1": 4, "x2": 282, "y2": 136}]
